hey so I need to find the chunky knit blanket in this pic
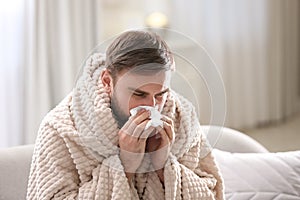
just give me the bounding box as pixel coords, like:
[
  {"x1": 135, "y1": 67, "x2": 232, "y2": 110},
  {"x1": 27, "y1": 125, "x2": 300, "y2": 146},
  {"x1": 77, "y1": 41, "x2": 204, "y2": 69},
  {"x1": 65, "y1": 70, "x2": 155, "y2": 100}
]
[{"x1": 27, "y1": 53, "x2": 224, "y2": 200}]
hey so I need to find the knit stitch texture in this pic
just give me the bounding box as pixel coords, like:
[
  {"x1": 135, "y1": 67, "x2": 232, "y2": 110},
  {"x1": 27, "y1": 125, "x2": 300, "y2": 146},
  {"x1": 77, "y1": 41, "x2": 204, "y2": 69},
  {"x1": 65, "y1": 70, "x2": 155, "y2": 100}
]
[{"x1": 26, "y1": 53, "x2": 224, "y2": 199}]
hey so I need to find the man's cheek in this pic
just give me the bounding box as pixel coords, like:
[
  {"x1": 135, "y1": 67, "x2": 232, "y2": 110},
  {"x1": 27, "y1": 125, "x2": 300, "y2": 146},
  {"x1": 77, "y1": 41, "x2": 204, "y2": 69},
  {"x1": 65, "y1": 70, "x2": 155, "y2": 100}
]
[{"x1": 128, "y1": 98, "x2": 139, "y2": 114}]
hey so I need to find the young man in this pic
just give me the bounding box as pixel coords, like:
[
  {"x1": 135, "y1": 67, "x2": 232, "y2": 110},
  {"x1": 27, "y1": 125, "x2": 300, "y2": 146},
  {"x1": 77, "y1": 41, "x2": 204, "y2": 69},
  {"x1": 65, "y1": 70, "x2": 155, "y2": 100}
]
[{"x1": 27, "y1": 30, "x2": 224, "y2": 199}]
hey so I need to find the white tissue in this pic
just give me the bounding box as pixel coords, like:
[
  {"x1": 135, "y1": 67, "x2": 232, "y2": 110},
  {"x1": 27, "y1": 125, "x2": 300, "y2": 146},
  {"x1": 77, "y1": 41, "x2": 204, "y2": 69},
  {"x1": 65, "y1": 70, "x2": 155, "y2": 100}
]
[{"x1": 130, "y1": 106, "x2": 163, "y2": 130}]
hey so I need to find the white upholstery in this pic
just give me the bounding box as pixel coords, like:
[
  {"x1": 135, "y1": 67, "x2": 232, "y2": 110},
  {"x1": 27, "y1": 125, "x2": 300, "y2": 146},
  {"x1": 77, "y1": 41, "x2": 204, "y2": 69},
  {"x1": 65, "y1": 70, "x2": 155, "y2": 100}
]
[
  {"x1": 201, "y1": 125, "x2": 269, "y2": 153},
  {"x1": 0, "y1": 126, "x2": 296, "y2": 200},
  {"x1": 0, "y1": 144, "x2": 34, "y2": 200},
  {"x1": 213, "y1": 149, "x2": 300, "y2": 199}
]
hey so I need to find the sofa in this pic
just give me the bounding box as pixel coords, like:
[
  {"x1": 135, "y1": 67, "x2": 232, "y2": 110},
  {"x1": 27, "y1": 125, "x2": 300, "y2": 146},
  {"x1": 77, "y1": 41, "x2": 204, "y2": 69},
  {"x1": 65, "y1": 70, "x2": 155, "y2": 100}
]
[{"x1": 0, "y1": 126, "x2": 299, "y2": 200}]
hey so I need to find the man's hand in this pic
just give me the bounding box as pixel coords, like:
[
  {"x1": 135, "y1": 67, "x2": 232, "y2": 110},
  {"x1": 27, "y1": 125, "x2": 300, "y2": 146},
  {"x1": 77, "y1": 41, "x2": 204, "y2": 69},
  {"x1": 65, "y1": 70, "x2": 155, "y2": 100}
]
[
  {"x1": 146, "y1": 115, "x2": 175, "y2": 182},
  {"x1": 118, "y1": 109, "x2": 155, "y2": 180}
]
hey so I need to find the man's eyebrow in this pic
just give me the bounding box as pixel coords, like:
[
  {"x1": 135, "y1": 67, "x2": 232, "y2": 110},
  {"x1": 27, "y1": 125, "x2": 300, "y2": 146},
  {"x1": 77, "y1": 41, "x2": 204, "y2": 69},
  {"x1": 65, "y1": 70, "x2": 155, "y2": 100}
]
[{"x1": 128, "y1": 87, "x2": 149, "y2": 95}]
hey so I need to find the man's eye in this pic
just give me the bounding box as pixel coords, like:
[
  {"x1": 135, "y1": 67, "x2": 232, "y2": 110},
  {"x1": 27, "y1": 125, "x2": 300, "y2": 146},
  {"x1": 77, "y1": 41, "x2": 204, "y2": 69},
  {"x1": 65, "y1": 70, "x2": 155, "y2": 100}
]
[
  {"x1": 156, "y1": 92, "x2": 166, "y2": 98},
  {"x1": 133, "y1": 93, "x2": 146, "y2": 97}
]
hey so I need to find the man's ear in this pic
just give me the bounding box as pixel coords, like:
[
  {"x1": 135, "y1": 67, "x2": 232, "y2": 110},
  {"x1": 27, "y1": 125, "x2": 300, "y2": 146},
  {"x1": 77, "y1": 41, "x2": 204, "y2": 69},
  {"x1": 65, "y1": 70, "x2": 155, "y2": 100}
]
[{"x1": 101, "y1": 69, "x2": 113, "y2": 93}]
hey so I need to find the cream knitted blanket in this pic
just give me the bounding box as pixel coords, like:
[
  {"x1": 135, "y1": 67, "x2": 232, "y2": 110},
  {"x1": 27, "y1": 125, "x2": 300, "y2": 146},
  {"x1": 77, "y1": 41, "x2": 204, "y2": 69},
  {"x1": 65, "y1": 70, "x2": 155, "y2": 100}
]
[{"x1": 26, "y1": 53, "x2": 224, "y2": 200}]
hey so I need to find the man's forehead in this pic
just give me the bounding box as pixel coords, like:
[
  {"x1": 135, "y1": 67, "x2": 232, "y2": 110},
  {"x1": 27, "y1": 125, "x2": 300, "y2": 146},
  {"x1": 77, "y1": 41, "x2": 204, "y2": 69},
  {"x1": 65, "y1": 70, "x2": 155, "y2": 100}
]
[{"x1": 115, "y1": 70, "x2": 171, "y2": 86}]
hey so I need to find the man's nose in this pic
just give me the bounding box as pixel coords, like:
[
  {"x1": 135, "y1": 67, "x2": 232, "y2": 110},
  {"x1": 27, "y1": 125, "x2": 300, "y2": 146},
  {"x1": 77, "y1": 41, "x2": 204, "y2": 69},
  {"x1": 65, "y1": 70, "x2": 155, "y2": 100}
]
[{"x1": 144, "y1": 96, "x2": 156, "y2": 107}]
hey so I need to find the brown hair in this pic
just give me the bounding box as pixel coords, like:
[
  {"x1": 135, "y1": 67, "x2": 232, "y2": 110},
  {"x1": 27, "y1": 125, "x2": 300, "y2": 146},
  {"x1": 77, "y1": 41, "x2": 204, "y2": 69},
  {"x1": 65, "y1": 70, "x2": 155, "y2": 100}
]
[{"x1": 105, "y1": 30, "x2": 174, "y2": 82}]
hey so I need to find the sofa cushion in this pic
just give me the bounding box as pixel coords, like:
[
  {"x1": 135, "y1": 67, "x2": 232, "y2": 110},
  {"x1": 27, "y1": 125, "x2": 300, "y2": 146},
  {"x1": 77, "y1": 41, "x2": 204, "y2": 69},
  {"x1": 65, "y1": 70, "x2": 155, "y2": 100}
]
[
  {"x1": 213, "y1": 149, "x2": 300, "y2": 200},
  {"x1": 0, "y1": 144, "x2": 34, "y2": 200}
]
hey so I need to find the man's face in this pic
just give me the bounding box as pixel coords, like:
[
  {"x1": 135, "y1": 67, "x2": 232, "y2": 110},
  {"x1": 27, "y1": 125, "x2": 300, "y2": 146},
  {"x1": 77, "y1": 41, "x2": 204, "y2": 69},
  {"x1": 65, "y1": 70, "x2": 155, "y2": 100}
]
[{"x1": 109, "y1": 69, "x2": 171, "y2": 127}]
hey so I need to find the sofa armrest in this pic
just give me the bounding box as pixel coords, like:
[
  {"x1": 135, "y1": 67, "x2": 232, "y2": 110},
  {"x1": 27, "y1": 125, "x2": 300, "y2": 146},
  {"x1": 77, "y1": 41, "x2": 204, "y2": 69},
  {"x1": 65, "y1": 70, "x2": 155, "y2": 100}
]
[
  {"x1": 0, "y1": 144, "x2": 34, "y2": 200},
  {"x1": 202, "y1": 125, "x2": 269, "y2": 153}
]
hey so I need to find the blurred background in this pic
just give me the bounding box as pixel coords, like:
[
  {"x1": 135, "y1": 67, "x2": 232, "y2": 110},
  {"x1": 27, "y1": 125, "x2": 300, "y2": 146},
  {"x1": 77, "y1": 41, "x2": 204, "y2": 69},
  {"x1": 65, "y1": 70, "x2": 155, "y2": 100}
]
[{"x1": 0, "y1": 0, "x2": 299, "y2": 152}]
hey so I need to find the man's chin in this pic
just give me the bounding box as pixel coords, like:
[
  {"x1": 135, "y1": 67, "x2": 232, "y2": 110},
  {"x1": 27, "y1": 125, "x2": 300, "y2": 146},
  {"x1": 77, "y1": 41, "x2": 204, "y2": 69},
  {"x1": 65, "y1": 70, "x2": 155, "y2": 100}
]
[
  {"x1": 111, "y1": 107, "x2": 128, "y2": 128},
  {"x1": 115, "y1": 117, "x2": 128, "y2": 128}
]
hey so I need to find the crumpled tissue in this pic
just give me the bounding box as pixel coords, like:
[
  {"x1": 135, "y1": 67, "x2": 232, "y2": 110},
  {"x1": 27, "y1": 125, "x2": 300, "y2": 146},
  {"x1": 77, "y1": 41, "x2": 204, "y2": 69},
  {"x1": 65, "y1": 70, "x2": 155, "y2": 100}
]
[{"x1": 130, "y1": 106, "x2": 163, "y2": 130}]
